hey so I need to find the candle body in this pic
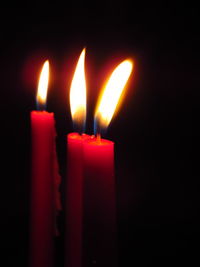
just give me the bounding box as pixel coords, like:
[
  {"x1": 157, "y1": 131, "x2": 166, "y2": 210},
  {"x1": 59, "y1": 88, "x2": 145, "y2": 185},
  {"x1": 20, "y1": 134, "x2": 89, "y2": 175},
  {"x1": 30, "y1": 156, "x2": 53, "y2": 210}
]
[
  {"x1": 83, "y1": 138, "x2": 118, "y2": 267},
  {"x1": 65, "y1": 133, "x2": 90, "y2": 267},
  {"x1": 30, "y1": 111, "x2": 55, "y2": 267}
]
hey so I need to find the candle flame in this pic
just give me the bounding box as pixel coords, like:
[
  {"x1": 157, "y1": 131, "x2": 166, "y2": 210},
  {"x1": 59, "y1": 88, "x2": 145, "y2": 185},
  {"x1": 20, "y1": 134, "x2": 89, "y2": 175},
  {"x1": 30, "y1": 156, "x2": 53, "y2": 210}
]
[
  {"x1": 95, "y1": 59, "x2": 133, "y2": 133},
  {"x1": 36, "y1": 60, "x2": 49, "y2": 110},
  {"x1": 70, "y1": 48, "x2": 86, "y2": 132}
]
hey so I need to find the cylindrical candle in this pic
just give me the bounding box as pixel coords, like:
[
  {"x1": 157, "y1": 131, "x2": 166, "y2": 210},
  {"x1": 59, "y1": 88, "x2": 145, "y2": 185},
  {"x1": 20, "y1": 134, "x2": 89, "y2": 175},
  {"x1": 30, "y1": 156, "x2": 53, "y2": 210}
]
[
  {"x1": 65, "y1": 132, "x2": 90, "y2": 267},
  {"x1": 65, "y1": 48, "x2": 87, "y2": 267},
  {"x1": 82, "y1": 58, "x2": 133, "y2": 267},
  {"x1": 30, "y1": 60, "x2": 61, "y2": 267},
  {"x1": 83, "y1": 137, "x2": 117, "y2": 267},
  {"x1": 30, "y1": 111, "x2": 57, "y2": 267}
]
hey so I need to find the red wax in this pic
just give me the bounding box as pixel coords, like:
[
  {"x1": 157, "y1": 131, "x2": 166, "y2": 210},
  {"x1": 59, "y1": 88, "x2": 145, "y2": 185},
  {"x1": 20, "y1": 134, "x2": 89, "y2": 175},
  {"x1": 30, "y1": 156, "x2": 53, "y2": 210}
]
[
  {"x1": 83, "y1": 137, "x2": 118, "y2": 267},
  {"x1": 65, "y1": 133, "x2": 90, "y2": 267},
  {"x1": 30, "y1": 111, "x2": 58, "y2": 267}
]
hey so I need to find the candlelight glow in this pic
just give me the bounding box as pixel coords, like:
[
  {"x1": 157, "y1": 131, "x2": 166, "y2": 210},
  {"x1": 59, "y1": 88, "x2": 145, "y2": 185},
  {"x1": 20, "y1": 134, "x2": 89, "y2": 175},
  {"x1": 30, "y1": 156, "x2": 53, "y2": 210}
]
[
  {"x1": 70, "y1": 48, "x2": 86, "y2": 131},
  {"x1": 95, "y1": 59, "x2": 133, "y2": 132},
  {"x1": 36, "y1": 60, "x2": 49, "y2": 110}
]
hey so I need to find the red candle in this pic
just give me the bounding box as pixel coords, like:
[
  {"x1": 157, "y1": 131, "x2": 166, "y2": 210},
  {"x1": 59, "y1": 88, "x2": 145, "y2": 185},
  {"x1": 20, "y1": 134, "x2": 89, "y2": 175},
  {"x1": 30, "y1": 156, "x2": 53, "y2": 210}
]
[
  {"x1": 83, "y1": 137, "x2": 117, "y2": 266},
  {"x1": 66, "y1": 133, "x2": 90, "y2": 267},
  {"x1": 30, "y1": 61, "x2": 61, "y2": 267},
  {"x1": 83, "y1": 59, "x2": 134, "y2": 266},
  {"x1": 65, "y1": 49, "x2": 87, "y2": 267}
]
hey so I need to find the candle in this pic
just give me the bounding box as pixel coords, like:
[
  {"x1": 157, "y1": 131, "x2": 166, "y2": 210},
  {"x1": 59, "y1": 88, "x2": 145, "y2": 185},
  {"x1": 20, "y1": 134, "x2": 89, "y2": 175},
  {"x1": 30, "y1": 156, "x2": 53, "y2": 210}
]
[
  {"x1": 83, "y1": 59, "x2": 133, "y2": 266},
  {"x1": 30, "y1": 61, "x2": 61, "y2": 267},
  {"x1": 83, "y1": 137, "x2": 116, "y2": 267},
  {"x1": 65, "y1": 48, "x2": 89, "y2": 267}
]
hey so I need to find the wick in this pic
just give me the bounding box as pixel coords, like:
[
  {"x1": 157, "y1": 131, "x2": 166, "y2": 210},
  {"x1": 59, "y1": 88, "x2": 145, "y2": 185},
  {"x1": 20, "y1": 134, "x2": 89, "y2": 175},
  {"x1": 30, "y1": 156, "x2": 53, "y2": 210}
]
[{"x1": 97, "y1": 133, "x2": 101, "y2": 143}]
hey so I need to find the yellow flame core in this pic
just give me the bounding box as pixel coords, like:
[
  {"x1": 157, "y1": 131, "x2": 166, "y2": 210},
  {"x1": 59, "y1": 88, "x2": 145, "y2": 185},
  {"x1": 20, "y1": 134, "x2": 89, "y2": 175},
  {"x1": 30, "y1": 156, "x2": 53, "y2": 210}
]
[
  {"x1": 70, "y1": 48, "x2": 86, "y2": 126},
  {"x1": 36, "y1": 60, "x2": 49, "y2": 106},
  {"x1": 95, "y1": 59, "x2": 133, "y2": 129}
]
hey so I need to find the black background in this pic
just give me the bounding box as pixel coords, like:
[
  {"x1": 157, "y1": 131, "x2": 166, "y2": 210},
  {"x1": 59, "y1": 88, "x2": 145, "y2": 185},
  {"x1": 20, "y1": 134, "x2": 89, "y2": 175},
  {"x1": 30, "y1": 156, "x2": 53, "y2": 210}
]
[{"x1": 0, "y1": 3, "x2": 199, "y2": 266}]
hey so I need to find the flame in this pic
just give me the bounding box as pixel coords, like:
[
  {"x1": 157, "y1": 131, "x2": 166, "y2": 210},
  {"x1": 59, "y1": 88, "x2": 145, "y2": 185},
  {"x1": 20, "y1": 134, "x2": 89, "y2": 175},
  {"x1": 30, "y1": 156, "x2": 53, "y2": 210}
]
[
  {"x1": 95, "y1": 59, "x2": 133, "y2": 131},
  {"x1": 36, "y1": 60, "x2": 49, "y2": 110},
  {"x1": 70, "y1": 48, "x2": 86, "y2": 131}
]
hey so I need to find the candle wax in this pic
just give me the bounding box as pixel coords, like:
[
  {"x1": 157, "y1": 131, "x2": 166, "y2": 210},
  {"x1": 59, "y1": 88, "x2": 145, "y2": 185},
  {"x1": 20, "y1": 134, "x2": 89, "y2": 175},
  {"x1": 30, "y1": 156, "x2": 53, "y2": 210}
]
[
  {"x1": 65, "y1": 133, "x2": 90, "y2": 267},
  {"x1": 30, "y1": 111, "x2": 60, "y2": 267},
  {"x1": 83, "y1": 137, "x2": 118, "y2": 267}
]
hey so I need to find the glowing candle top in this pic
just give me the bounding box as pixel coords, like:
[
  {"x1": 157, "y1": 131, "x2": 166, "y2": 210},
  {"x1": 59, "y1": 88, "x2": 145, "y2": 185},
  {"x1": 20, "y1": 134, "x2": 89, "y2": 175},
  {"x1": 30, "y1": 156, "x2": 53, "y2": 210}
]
[
  {"x1": 94, "y1": 59, "x2": 133, "y2": 135},
  {"x1": 36, "y1": 60, "x2": 49, "y2": 111},
  {"x1": 69, "y1": 48, "x2": 87, "y2": 133}
]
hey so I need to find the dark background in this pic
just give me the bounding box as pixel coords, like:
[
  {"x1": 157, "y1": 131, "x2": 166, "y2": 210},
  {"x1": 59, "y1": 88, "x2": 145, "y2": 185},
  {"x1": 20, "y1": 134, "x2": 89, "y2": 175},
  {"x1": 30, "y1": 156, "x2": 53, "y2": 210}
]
[{"x1": 1, "y1": 3, "x2": 199, "y2": 266}]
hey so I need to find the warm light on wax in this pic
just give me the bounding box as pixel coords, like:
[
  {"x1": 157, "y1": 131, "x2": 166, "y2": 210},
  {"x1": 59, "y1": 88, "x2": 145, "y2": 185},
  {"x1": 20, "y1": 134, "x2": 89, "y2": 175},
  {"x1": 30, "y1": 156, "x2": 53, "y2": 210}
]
[
  {"x1": 36, "y1": 60, "x2": 49, "y2": 110},
  {"x1": 95, "y1": 59, "x2": 133, "y2": 132},
  {"x1": 70, "y1": 48, "x2": 86, "y2": 131}
]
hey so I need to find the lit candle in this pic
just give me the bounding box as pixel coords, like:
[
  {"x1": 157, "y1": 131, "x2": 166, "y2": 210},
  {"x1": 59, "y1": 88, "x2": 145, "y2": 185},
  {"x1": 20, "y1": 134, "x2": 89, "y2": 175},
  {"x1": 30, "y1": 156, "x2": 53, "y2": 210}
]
[
  {"x1": 83, "y1": 59, "x2": 133, "y2": 266},
  {"x1": 65, "y1": 48, "x2": 90, "y2": 267},
  {"x1": 30, "y1": 61, "x2": 61, "y2": 267}
]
